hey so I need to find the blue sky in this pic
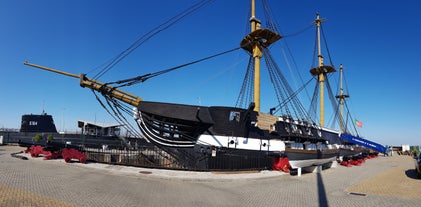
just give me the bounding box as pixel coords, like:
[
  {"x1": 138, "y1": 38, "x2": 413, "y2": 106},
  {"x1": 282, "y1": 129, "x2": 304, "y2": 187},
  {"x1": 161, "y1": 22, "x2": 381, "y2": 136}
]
[{"x1": 1, "y1": 0, "x2": 420, "y2": 146}]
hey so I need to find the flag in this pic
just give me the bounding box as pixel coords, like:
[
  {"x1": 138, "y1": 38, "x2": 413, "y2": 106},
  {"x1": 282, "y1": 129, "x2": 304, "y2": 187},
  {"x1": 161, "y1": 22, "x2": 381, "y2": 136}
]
[{"x1": 355, "y1": 119, "x2": 363, "y2": 128}]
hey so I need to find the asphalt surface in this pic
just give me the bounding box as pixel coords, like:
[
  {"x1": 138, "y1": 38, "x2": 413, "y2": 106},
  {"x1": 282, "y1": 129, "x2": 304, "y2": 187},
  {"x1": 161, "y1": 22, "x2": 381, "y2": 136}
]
[{"x1": 1, "y1": 145, "x2": 420, "y2": 207}]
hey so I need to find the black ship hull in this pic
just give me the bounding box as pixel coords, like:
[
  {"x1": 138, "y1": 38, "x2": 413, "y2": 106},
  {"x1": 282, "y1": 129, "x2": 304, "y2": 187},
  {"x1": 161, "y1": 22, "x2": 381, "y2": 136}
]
[
  {"x1": 133, "y1": 101, "x2": 340, "y2": 170},
  {"x1": 338, "y1": 146, "x2": 364, "y2": 161}
]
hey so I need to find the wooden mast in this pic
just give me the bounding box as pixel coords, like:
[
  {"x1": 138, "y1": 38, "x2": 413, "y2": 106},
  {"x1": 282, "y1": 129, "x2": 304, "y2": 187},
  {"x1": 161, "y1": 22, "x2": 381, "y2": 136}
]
[
  {"x1": 316, "y1": 14, "x2": 326, "y2": 127},
  {"x1": 23, "y1": 62, "x2": 143, "y2": 107},
  {"x1": 309, "y1": 13, "x2": 335, "y2": 127},
  {"x1": 336, "y1": 64, "x2": 349, "y2": 132},
  {"x1": 250, "y1": 0, "x2": 262, "y2": 112},
  {"x1": 240, "y1": 0, "x2": 281, "y2": 112}
]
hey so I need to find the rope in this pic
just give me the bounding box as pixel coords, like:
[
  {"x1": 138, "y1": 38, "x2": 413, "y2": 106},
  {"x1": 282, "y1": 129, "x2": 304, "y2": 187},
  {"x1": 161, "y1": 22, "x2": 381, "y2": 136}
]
[
  {"x1": 344, "y1": 101, "x2": 360, "y2": 137},
  {"x1": 261, "y1": 0, "x2": 279, "y2": 33},
  {"x1": 92, "y1": 90, "x2": 143, "y2": 138},
  {"x1": 235, "y1": 57, "x2": 254, "y2": 108},
  {"x1": 321, "y1": 25, "x2": 335, "y2": 67},
  {"x1": 282, "y1": 25, "x2": 313, "y2": 38},
  {"x1": 108, "y1": 47, "x2": 242, "y2": 88},
  {"x1": 91, "y1": 0, "x2": 215, "y2": 79},
  {"x1": 308, "y1": 80, "x2": 319, "y2": 123},
  {"x1": 325, "y1": 76, "x2": 340, "y2": 128},
  {"x1": 272, "y1": 77, "x2": 314, "y2": 116}
]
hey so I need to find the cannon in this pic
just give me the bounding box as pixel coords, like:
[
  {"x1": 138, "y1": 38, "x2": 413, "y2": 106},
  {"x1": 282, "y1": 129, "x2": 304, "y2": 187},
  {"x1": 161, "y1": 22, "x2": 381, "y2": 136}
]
[
  {"x1": 46, "y1": 141, "x2": 87, "y2": 163},
  {"x1": 18, "y1": 140, "x2": 87, "y2": 163},
  {"x1": 18, "y1": 140, "x2": 49, "y2": 158}
]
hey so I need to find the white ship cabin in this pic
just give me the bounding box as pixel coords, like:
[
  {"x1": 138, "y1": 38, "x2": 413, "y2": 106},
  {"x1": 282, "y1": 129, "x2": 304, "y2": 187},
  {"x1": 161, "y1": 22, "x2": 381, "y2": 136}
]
[{"x1": 77, "y1": 120, "x2": 123, "y2": 137}]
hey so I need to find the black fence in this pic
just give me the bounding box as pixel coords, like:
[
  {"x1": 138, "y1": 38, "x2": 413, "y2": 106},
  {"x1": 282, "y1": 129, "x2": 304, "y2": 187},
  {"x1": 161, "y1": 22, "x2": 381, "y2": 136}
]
[
  {"x1": 83, "y1": 146, "x2": 274, "y2": 171},
  {"x1": 84, "y1": 146, "x2": 189, "y2": 170},
  {"x1": 2, "y1": 131, "x2": 275, "y2": 171}
]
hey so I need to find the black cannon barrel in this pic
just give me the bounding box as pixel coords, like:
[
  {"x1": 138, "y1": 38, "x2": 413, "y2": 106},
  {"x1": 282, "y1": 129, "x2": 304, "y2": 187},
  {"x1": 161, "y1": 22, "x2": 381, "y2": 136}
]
[
  {"x1": 18, "y1": 140, "x2": 45, "y2": 148},
  {"x1": 45, "y1": 140, "x2": 84, "y2": 152}
]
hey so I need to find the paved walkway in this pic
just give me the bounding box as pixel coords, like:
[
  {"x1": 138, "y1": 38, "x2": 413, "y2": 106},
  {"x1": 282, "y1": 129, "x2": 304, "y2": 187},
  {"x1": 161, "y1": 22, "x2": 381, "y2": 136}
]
[{"x1": 1, "y1": 145, "x2": 420, "y2": 207}]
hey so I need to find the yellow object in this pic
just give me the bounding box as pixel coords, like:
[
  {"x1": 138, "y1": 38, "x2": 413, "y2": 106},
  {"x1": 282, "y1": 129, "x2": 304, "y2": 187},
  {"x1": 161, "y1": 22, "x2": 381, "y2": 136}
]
[{"x1": 23, "y1": 62, "x2": 142, "y2": 107}]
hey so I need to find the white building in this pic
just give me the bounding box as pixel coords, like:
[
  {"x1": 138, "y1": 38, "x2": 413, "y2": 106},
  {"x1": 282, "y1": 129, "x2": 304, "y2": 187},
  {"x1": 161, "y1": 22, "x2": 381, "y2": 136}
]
[{"x1": 77, "y1": 120, "x2": 123, "y2": 137}]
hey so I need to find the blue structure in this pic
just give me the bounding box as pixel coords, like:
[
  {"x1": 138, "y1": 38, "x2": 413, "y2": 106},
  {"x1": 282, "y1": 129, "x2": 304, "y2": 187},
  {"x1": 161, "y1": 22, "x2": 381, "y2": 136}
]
[{"x1": 340, "y1": 133, "x2": 388, "y2": 154}]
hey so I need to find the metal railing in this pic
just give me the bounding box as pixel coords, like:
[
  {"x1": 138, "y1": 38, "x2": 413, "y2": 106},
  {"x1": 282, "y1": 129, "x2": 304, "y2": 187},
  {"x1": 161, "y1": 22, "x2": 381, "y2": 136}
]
[{"x1": 2, "y1": 131, "x2": 274, "y2": 171}]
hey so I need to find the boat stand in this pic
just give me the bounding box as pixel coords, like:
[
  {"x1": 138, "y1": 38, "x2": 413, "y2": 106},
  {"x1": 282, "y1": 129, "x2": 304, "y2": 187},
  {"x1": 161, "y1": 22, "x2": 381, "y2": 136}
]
[{"x1": 294, "y1": 161, "x2": 336, "y2": 176}]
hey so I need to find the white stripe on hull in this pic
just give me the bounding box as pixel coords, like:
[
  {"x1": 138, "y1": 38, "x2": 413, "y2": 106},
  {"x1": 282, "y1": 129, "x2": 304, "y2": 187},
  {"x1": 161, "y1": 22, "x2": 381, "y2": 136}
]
[{"x1": 197, "y1": 134, "x2": 285, "y2": 152}]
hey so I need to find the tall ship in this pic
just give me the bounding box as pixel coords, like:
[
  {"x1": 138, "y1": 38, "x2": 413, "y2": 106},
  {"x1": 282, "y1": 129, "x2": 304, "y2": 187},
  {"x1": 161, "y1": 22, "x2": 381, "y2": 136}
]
[{"x1": 23, "y1": 0, "x2": 385, "y2": 171}]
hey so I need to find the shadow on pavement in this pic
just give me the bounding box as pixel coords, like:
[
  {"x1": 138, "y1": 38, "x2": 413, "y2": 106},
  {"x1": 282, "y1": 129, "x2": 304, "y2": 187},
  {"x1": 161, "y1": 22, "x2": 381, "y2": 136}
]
[
  {"x1": 317, "y1": 172, "x2": 329, "y2": 207},
  {"x1": 404, "y1": 169, "x2": 419, "y2": 180}
]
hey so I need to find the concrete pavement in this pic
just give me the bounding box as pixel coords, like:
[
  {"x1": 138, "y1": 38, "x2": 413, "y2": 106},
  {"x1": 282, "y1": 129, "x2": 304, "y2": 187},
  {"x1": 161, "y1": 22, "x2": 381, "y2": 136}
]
[{"x1": 1, "y1": 145, "x2": 420, "y2": 207}]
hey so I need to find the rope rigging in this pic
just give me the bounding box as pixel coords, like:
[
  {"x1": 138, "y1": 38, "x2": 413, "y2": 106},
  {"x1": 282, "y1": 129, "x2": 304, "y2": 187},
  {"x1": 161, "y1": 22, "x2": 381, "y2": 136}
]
[
  {"x1": 235, "y1": 44, "x2": 315, "y2": 122},
  {"x1": 325, "y1": 75, "x2": 340, "y2": 128},
  {"x1": 308, "y1": 79, "x2": 319, "y2": 123},
  {"x1": 272, "y1": 77, "x2": 315, "y2": 116},
  {"x1": 251, "y1": 2, "x2": 363, "y2": 137},
  {"x1": 91, "y1": 45, "x2": 242, "y2": 146},
  {"x1": 93, "y1": 87, "x2": 217, "y2": 146},
  {"x1": 264, "y1": 48, "x2": 299, "y2": 118},
  {"x1": 91, "y1": 0, "x2": 215, "y2": 80},
  {"x1": 87, "y1": 0, "x2": 252, "y2": 142},
  {"x1": 235, "y1": 57, "x2": 255, "y2": 108},
  {"x1": 321, "y1": 25, "x2": 335, "y2": 67},
  {"x1": 92, "y1": 90, "x2": 143, "y2": 139},
  {"x1": 261, "y1": 0, "x2": 279, "y2": 33},
  {"x1": 89, "y1": 0, "x2": 364, "y2": 141},
  {"x1": 234, "y1": 0, "x2": 320, "y2": 123},
  {"x1": 260, "y1": 0, "x2": 313, "y2": 38},
  {"x1": 310, "y1": 24, "x2": 335, "y2": 69},
  {"x1": 106, "y1": 47, "x2": 242, "y2": 88},
  {"x1": 343, "y1": 100, "x2": 360, "y2": 136},
  {"x1": 307, "y1": 17, "x2": 342, "y2": 128},
  {"x1": 309, "y1": 20, "x2": 362, "y2": 134}
]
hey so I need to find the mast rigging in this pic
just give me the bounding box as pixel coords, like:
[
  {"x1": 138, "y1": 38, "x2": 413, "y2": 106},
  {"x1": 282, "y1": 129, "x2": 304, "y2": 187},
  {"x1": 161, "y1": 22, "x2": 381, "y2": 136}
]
[
  {"x1": 91, "y1": 0, "x2": 215, "y2": 80},
  {"x1": 309, "y1": 13, "x2": 336, "y2": 127}
]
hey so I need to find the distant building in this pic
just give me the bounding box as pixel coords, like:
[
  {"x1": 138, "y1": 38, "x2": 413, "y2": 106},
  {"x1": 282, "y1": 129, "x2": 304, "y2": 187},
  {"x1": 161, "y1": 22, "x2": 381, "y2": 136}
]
[
  {"x1": 402, "y1": 144, "x2": 410, "y2": 152},
  {"x1": 77, "y1": 120, "x2": 123, "y2": 137},
  {"x1": 390, "y1": 144, "x2": 420, "y2": 156}
]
